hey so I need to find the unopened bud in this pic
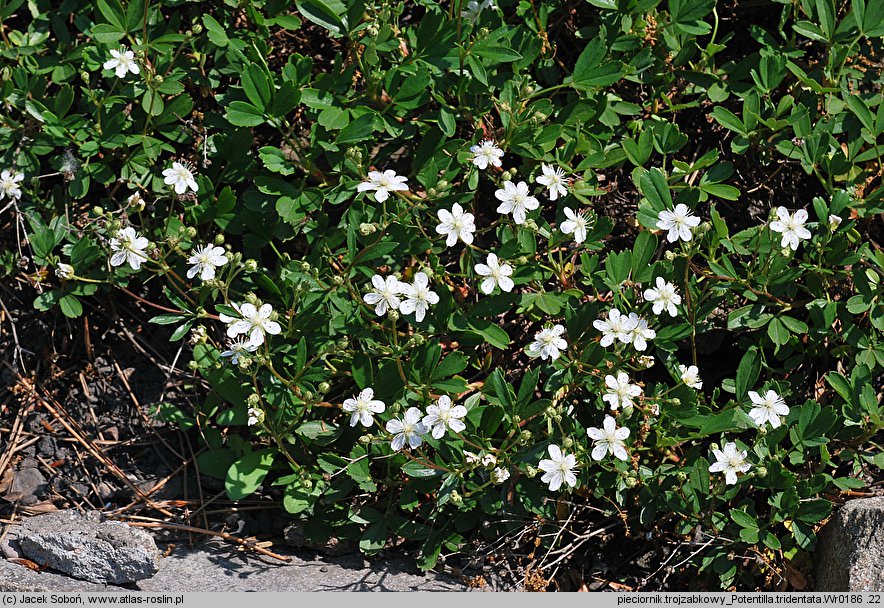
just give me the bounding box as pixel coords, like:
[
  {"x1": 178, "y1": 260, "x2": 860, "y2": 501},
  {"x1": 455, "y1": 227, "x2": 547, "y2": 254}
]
[
  {"x1": 318, "y1": 381, "x2": 331, "y2": 393},
  {"x1": 562, "y1": 437, "x2": 573, "y2": 449},
  {"x1": 525, "y1": 465, "x2": 537, "y2": 478},
  {"x1": 828, "y1": 214, "x2": 842, "y2": 230},
  {"x1": 246, "y1": 393, "x2": 261, "y2": 408},
  {"x1": 359, "y1": 222, "x2": 377, "y2": 236},
  {"x1": 244, "y1": 259, "x2": 258, "y2": 272},
  {"x1": 214, "y1": 234, "x2": 225, "y2": 245},
  {"x1": 55, "y1": 263, "x2": 75, "y2": 280},
  {"x1": 191, "y1": 23, "x2": 203, "y2": 34}
]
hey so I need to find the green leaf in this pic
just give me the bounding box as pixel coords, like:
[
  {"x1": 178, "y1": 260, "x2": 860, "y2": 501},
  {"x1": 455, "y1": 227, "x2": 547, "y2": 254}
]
[
  {"x1": 58, "y1": 295, "x2": 83, "y2": 318},
  {"x1": 96, "y1": 0, "x2": 126, "y2": 29},
  {"x1": 225, "y1": 449, "x2": 276, "y2": 500},
  {"x1": 202, "y1": 14, "x2": 229, "y2": 46},
  {"x1": 226, "y1": 101, "x2": 265, "y2": 127},
  {"x1": 295, "y1": 0, "x2": 347, "y2": 36},
  {"x1": 571, "y1": 37, "x2": 624, "y2": 91},
  {"x1": 735, "y1": 347, "x2": 761, "y2": 400},
  {"x1": 91, "y1": 23, "x2": 126, "y2": 43},
  {"x1": 638, "y1": 167, "x2": 672, "y2": 211},
  {"x1": 854, "y1": 0, "x2": 884, "y2": 36},
  {"x1": 711, "y1": 107, "x2": 746, "y2": 134},
  {"x1": 730, "y1": 508, "x2": 759, "y2": 530},
  {"x1": 242, "y1": 64, "x2": 272, "y2": 111},
  {"x1": 767, "y1": 317, "x2": 791, "y2": 346}
]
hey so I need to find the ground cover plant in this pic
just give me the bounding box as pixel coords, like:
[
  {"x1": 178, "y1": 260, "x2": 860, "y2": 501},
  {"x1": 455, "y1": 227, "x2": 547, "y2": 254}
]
[{"x1": 2, "y1": 0, "x2": 883, "y2": 591}]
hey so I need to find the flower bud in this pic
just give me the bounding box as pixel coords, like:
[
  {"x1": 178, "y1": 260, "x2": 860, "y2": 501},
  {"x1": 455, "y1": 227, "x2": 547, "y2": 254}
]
[
  {"x1": 387, "y1": 309, "x2": 399, "y2": 321},
  {"x1": 523, "y1": 219, "x2": 538, "y2": 232},
  {"x1": 525, "y1": 465, "x2": 537, "y2": 478},
  {"x1": 318, "y1": 381, "x2": 331, "y2": 393},
  {"x1": 624, "y1": 476, "x2": 638, "y2": 488},
  {"x1": 92, "y1": 206, "x2": 105, "y2": 217},
  {"x1": 828, "y1": 214, "x2": 842, "y2": 230},
  {"x1": 709, "y1": 442, "x2": 720, "y2": 452},
  {"x1": 244, "y1": 259, "x2": 258, "y2": 272},
  {"x1": 515, "y1": 256, "x2": 528, "y2": 265},
  {"x1": 303, "y1": 391, "x2": 314, "y2": 401},
  {"x1": 436, "y1": 180, "x2": 449, "y2": 190},
  {"x1": 518, "y1": 429, "x2": 532, "y2": 445},
  {"x1": 80, "y1": 71, "x2": 90, "y2": 83},
  {"x1": 500, "y1": 170, "x2": 513, "y2": 181},
  {"x1": 676, "y1": 471, "x2": 688, "y2": 481},
  {"x1": 427, "y1": 188, "x2": 438, "y2": 197},
  {"x1": 358, "y1": 222, "x2": 377, "y2": 236},
  {"x1": 664, "y1": 250, "x2": 677, "y2": 261},
  {"x1": 55, "y1": 263, "x2": 75, "y2": 280},
  {"x1": 300, "y1": 261, "x2": 312, "y2": 272},
  {"x1": 562, "y1": 437, "x2": 573, "y2": 449},
  {"x1": 187, "y1": 360, "x2": 199, "y2": 371},
  {"x1": 449, "y1": 490, "x2": 463, "y2": 506},
  {"x1": 754, "y1": 466, "x2": 768, "y2": 478},
  {"x1": 332, "y1": 275, "x2": 345, "y2": 286},
  {"x1": 237, "y1": 356, "x2": 252, "y2": 371},
  {"x1": 214, "y1": 234, "x2": 225, "y2": 245},
  {"x1": 191, "y1": 23, "x2": 203, "y2": 34},
  {"x1": 246, "y1": 393, "x2": 261, "y2": 408},
  {"x1": 359, "y1": 434, "x2": 372, "y2": 445}
]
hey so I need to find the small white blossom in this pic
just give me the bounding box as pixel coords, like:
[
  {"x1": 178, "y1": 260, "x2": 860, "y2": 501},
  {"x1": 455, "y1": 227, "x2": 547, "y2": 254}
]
[
  {"x1": 247, "y1": 407, "x2": 264, "y2": 427},
  {"x1": 464, "y1": 451, "x2": 481, "y2": 465},
  {"x1": 363, "y1": 274, "x2": 404, "y2": 317},
  {"x1": 587, "y1": 415, "x2": 630, "y2": 461},
  {"x1": 526, "y1": 324, "x2": 567, "y2": 361},
  {"x1": 769, "y1": 207, "x2": 812, "y2": 251},
  {"x1": 357, "y1": 170, "x2": 409, "y2": 203},
  {"x1": 162, "y1": 161, "x2": 198, "y2": 195},
  {"x1": 474, "y1": 253, "x2": 514, "y2": 294},
  {"x1": 187, "y1": 244, "x2": 228, "y2": 281},
  {"x1": 470, "y1": 139, "x2": 504, "y2": 170},
  {"x1": 0, "y1": 169, "x2": 24, "y2": 201},
  {"x1": 593, "y1": 309, "x2": 638, "y2": 347},
  {"x1": 538, "y1": 444, "x2": 578, "y2": 492},
  {"x1": 495, "y1": 180, "x2": 539, "y2": 225},
  {"x1": 103, "y1": 47, "x2": 140, "y2": 78},
  {"x1": 560, "y1": 207, "x2": 588, "y2": 244},
  {"x1": 656, "y1": 204, "x2": 700, "y2": 243},
  {"x1": 602, "y1": 372, "x2": 642, "y2": 411},
  {"x1": 626, "y1": 313, "x2": 655, "y2": 351},
  {"x1": 55, "y1": 263, "x2": 75, "y2": 280},
  {"x1": 491, "y1": 467, "x2": 510, "y2": 484},
  {"x1": 638, "y1": 355, "x2": 656, "y2": 369},
  {"x1": 219, "y1": 302, "x2": 282, "y2": 345},
  {"x1": 480, "y1": 453, "x2": 497, "y2": 468},
  {"x1": 708, "y1": 441, "x2": 752, "y2": 485},
  {"x1": 679, "y1": 364, "x2": 703, "y2": 389},
  {"x1": 109, "y1": 227, "x2": 149, "y2": 270},
  {"x1": 422, "y1": 395, "x2": 467, "y2": 439},
  {"x1": 435, "y1": 203, "x2": 476, "y2": 247},
  {"x1": 747, "y1": 389, "x2": 790, "y2": 429},
  {"x1": 386, "y1": 407, "x2": 428, "y2": 451},
  {"x1": 536, "y1": 164, "x2": 568, "y2": 200},
  {"x1": 461, "y1": 0, "x2": 495, "y2": 20},
  {"x1": 342, "y1": 388, "x2": 386, "y2": 428},
  {"x1": 220, "y1": 336, "x2": 259, "y2": 365},
  {"x1": 643, "y1": 277, "x2": 681, "y2": 317},
  {"x1": 399, "y1": 272, "x2": 439, "y2": 323}
]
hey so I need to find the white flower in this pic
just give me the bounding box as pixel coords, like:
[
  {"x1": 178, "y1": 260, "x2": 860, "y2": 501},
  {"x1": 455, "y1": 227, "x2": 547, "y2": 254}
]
[
  {"x1": 480, "y1": 453, "x2": 497, "y2": 467},
  {"x1": 593, "y1": 309, "x2": 637, "y2": 347},
  {"x1": 126, "y1": 191, "x2": 145, "y2": 211},
  {"x1": 0, "y1": 169, "x2": 24, "y2": 201},
  {"x1": 769, "y1": 207, "x2": 812, "y2": 251},
  {"x1": 638, "y1": 355, "x2": 655, "y2": 369},
  {"x1": 536, "y1": 164, "x2": 568, "y2": 200},
  {"x1": 422, "y1": 395, "x2": 467, "y2": 439},
  {"x1": 102, "y1": 47, "x2": 140, "y2": 78},
  {"x1": 656, "y1": 204, "x2": 700, "y2": 243},
  {"x1": 495, "y1": 180, "x2": 539, "y2": 225},
  {"x1": 470, "y1": 139, "x2": 504, "y2": 170},
  {"x1": 187, "y1": 244, "x2": 228, "y2": 281},
  {"x1": 247, "y1": 407, "x2": 264, "y2": 427},
  {"x1": 220, "y1": 336, "x2": 259, "y2": 365},
  {"x1": 109, "y1": 227, "x2": 150, "y2": 270},
  {"x1": 357, "y1": 170, "x2": 409, "y2": 203},
  {"x1": 587, "y1": 415, "x2": 630, "y2": 461},
  {"x1": 435, "y1": 203, "x2": 476, "y2": 247},
  {"x1": 828, "y1": 214, "x2": 842, "y2": 230},
  {"x1": 342, "y1": 388, "x2": 386, "y2": 428},
  {"x1": 386, "y1": 407, "x2": 428, "y2": 451},
  {"x1": 399, "y1": 272, "x2": 439, "y2": 323},
  {"x1": 55, "y1": 263, "x2": 75, "y2": 280},
  {"x1": 625, "y1": 313, "x2": 655, "y2": 351},
  {"x1": 560, "y1": 207, "x2": 588, "y2": 244},
  {"x1": 643, "y1": 277, "x2": 681, "y2": 317},
  {"x1": 747, "y1": 389, "x2": 790, "y2": 429},
  {"x1": 708, "y1": 441, "x2": 752, "y2": 485},
  {"x1": 363, "y1": 274, "x2": 404, "y2": 317},
  {"x1": 162, "y1": 161, "x2": 199, "y2": 195},
  {"x1": 538, "y1": 444, "x2": 578, "y2": 492},
  {"x1": 464, "y1": 451, "x2": 481, "y2": 465},
  {"x1": 219, "y1": 302, "x2": 282, "y2": 346},
  {"x1": 679, "y1": 364, "x2": 703, "y2": 389},
  {"x1": 474, "y1": 253, "x2": 514, "y2": 294},
  {"x1": 602, "y1": 372, "x2": 642, "y2": 411},
  {"x1": 526, "y1": 324, "x2": 567, "y2": 361},
  {"x1": 461, "y1": 0, "x2": 495, "y2": 20},
  {"x1": 491, "y1": 467, "x2": 510, "y2": 484}
]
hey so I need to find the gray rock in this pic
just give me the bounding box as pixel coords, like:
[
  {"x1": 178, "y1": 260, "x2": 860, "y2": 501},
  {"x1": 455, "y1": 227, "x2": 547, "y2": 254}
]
[
  {"x1": 15, "y1": 510, "x2": 161, "y2": 584},
  {"x1": 7, "y1": 463, "x2": 47, "y2": 500},
  {"x1": 1, "y1": 541, "x2": 466, "y2": 592},
  {"x1": 816, "y1": 497, "x2": 884, "y2": 591}
]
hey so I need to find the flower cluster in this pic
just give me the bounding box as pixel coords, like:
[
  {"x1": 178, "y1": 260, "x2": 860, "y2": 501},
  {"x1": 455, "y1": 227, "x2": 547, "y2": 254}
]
[{"x1": 363, "y1": 272, "x2": 439, "y2": 323}]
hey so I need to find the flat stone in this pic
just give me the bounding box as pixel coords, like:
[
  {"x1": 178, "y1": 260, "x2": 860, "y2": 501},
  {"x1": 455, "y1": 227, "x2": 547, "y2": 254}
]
[
  {"x1": 6, "y1": 464, "x2": 47, "y2": 500},
  {"x1": 816, "y1": 497, "x2": 884, "y2": 591},
  {"x1": 1, "y1": 541, "x2": 466, "y2": 592},
  {"x1": 15, "y1": 510, "x2": 161, "y2": 584}
]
